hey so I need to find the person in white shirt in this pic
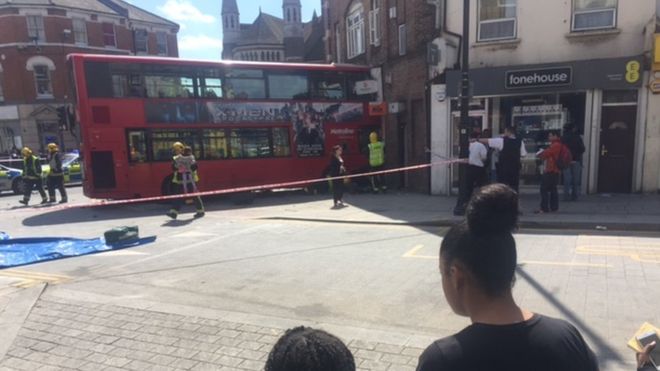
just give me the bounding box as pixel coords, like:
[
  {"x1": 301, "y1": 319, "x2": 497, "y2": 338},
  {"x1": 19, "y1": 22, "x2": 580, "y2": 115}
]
[
  {"x1": 480, "y1": 126, "x2": 527, "y2": 193},
  {"x1": 466, "y1": 131, "x2": 488, "y2": 202}
]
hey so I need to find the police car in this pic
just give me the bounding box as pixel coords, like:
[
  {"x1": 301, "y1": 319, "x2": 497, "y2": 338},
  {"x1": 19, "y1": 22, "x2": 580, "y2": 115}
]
[
  {"x1": 1, "y1": 152, "x2": 81, "y2": 195},
  {"x1": 0, "y1": 163, "x2": 24, "y2": 195}
]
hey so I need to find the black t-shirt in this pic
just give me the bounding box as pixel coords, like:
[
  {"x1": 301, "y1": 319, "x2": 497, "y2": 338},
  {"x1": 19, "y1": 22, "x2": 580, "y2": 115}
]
[{"x1": 417, "y1": 314, "x2": 599, "y2": 371}]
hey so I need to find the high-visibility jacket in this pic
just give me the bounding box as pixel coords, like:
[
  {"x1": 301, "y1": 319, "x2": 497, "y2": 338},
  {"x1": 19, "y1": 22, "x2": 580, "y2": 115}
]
[
  {"x1": 23, "y1": 155, "x2": 42, "y2": 179},
  {"x1": 48, "y1": 151, "x2": 64, "y2": 176},
  {"x1": 368, "y1": 141, "x2": 385, "y2": 167}
]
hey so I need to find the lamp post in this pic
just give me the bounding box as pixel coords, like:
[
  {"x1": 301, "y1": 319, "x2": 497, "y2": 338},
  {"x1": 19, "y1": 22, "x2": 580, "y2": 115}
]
[{"x1": 453, "y1": 0, "x2": 471, "y2": 216}]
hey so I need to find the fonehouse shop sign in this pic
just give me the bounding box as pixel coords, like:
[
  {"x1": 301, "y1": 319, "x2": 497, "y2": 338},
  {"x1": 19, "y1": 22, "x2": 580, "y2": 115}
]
[{"x1": 505, "y1": 67, "x2": 572, "y2": 89}]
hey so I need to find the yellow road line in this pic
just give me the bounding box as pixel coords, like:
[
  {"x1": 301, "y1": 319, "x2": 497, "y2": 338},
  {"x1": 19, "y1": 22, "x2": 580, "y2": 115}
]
[
  {"x1": 0, "y1": 270, "x2": 71, "y2": 288},
  {"x1": 518, "y1": 260, "x2": 612, "y2": 268}
]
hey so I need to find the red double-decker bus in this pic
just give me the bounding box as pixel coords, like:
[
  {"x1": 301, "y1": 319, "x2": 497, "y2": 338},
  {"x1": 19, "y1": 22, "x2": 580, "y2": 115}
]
[{"x1": 67, "y1": 54, "x2": 381, "y2": 199}]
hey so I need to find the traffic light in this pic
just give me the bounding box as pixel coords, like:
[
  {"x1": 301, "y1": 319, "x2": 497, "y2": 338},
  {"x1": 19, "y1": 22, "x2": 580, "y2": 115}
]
[{"x1": 56, "y1": 106, "x2": 67, "y2": 131}]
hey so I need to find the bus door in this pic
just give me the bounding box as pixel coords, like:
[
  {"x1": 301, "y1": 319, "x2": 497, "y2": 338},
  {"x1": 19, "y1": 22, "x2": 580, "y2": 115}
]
[{"x1": 87, "y1": 128, "x2": 128, "y2": 195}]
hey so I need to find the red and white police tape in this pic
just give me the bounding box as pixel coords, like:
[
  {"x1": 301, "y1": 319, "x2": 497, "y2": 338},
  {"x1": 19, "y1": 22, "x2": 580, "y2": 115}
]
[{"x1": 9, "y1": 158, "x2": 466, "y2": 213}]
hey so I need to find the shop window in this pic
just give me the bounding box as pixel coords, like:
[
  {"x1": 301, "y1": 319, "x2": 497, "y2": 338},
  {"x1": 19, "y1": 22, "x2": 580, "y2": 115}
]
[
  {"x1": 156, "y1": 32, "x2": 168, "y2": 56},
  {"x1": 33, "y1": 65, "x2": 53, "y2": 98},
  {"x1": 102, "y1": 23, "x2": 116, "y2": 47},
  {"x1": 26, "y1": 15, "x2": 45, "y2": 43},
  {"x1": 346, "y1": 2, "x2": 365, "y2": 59},
  {"x1": 229, "y1": 128, "x2": 272, "y2": 158},
  {"x1": 272, "y1": 128, "x2": 291, "y2": 157},
  {"x1": 73, "y1": 18, "x2": 88, "y2": 45},
  {"x1": 602, "y1": 89, "x2": 637, "y2": 104},
  {"x1": 573, "y1": 0, "x2": 617, "y2": 31},
  {"x1": 478, "y1": 0, "x2": 516, "y2": 41},
  {"x1": 202, "y1": 129, "x2": 228, "y2": 159},
  {"x1": 225, "y1": 68, "x2": 266, "y2": 99},
  {"x1": 135, "y1": 29, "x2": 148, "y2": 54},
  {"x1": 127, "y1": 130, "x2": 147, "y2": 163},
  {"x1": 369, "y1": 0, "x2": 381, "y2": 46},
  {"x1": 268, "y1": 73, "x2": 309, "y2": 100}
]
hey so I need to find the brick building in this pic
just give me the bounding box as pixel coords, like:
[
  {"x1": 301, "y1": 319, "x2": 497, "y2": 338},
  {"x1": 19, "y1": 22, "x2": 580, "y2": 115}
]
[
  {"x1": 221, "y1": 0, "x2": 325, "y2": 63},
  {"x1": 323, "y1": 0, "x2": 442, "y2": 192},
  {"x1": 0, "y1": 0, "x2": 179, "y2": 156}
]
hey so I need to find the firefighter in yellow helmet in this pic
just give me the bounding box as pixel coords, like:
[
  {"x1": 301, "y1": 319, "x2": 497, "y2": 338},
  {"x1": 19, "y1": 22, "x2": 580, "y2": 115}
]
[
  {"x1": 19, "y1": 147, "x2": 48, "y2": 205},
  {"x1": 166, "y1": 142, "x2": 204, "y2": 220},
  {"x1": 46, "y1": 143, "x2": 67, "y2": 203},
  {"x1": 367, "y1": 131, "x2": 386, "y2": 193}
]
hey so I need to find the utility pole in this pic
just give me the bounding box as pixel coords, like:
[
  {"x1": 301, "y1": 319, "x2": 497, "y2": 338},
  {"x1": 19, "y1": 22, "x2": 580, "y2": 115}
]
[{"x1": 453, "y1": 0, "x2": 471, "y2": 216}]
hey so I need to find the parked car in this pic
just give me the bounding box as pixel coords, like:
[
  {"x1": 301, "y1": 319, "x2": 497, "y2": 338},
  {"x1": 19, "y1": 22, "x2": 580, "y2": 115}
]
[
  {"x1": 0, "y1": 164, "x2": 24, "y2": 195},
  {"x1": 3, "y1": 152, "x2": 81, "y2": 195}
]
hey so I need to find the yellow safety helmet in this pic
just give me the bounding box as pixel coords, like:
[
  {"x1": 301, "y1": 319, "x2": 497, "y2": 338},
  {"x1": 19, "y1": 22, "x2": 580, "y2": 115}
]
[
  {"x1": 21, "y1": 147, "x2": 32, "y2": 157},
  {"x1": 369, "y1": 132, "x2": 379, "y2": 144},
  {"x1": 47, "y1": 143, "x2": 59, "y2": 152}
]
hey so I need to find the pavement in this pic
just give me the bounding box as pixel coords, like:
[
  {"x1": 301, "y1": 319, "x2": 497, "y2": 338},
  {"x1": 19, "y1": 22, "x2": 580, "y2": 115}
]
[
  {"x1": 245, "y1": 189, "x2": 660, "y2": 232},
  {"x1": 0, "y1": 189, "x2": 658, "y2": 370}
]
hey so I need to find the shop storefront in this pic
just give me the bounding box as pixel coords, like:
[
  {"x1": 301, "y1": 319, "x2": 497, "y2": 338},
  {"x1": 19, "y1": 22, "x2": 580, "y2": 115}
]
[{"x1": 432, "y1": 56, "x2": 644, "y2": 195}]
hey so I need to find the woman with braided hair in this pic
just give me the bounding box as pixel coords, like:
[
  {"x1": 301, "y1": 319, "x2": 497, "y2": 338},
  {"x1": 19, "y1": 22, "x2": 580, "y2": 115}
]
[{"x1": 265, "y1": 326, "x2": 355, "y2": 371}]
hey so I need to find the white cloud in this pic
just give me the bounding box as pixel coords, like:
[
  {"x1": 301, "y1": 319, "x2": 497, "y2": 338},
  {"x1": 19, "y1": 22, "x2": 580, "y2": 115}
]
[
  {"x1": 179, "y1": 34, "x2": 223, "y2": 51},
  {"x1": 157, "y1": 0, "x2": 215, "y2": 23}
]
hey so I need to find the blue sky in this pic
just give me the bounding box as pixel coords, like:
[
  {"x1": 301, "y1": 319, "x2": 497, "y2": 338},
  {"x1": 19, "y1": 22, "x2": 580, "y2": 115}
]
[{"x1": 134, "y1": 0, "x2": 322, "y2": 61}]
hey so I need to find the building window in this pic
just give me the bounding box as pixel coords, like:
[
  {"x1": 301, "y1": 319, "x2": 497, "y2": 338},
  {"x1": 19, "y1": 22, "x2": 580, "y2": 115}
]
[
  {"x1": 72, "y1": 18, "x2": 88, "y2": 45},
  {"x1": 34, "y1": 65, "x2": 53, "y2": 98},
  {"x1": 135, "y1": 29, "x2": 148, "y2": 54},
  {"x1": 346, "y1": 2, "x2": 365, "y2": 59},
  {"x1": 573, "y1": 0, "x2": 617, "y2": 31},
  {"x1": 0, "y1": 66, "x2": 4, "y2": 102},
  {"x1": 398, "y1": 24, "x2": 407, "y2": 56},
  {"x1": 156, "y1": 32, "x2": 168, "y2": 55},
  {"x1": 335, "y1": 24, "x2": 342, "y2": 63},
  {"x1": 478, "y1": 0, "x2": 516, "y2": 41},
  {"x1": 26, "y1": 15, "x2": 45, "y2": 43},
  {"x1": 369, "y1": 0, "x2": 381, "y2": 46},
  {"x1": 102, "y1": 22, "x2": 116, "y2": 47}
]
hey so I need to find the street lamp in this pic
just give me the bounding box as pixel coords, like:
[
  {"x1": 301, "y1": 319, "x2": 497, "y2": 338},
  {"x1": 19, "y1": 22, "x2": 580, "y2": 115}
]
[{"x1": 453, "y1": 0, "x2": 471, "y2": 216}]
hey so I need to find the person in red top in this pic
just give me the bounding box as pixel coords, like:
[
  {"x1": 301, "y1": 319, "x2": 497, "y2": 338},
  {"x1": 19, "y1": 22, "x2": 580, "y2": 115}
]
[{"x1": 536, "y1": 130, "x2": 562, "y2": 213}]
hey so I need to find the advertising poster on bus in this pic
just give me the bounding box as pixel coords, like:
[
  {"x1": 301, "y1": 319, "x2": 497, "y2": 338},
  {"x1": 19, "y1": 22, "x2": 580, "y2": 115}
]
[{"x1": 203, "y1": 101, "x2": 364, "y2": 157}]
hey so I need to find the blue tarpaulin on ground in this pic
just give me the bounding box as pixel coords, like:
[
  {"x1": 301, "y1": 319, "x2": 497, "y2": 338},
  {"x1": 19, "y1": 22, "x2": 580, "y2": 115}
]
[{"x1": 0, "y1": 236, "x2": 156, "y2": 268}]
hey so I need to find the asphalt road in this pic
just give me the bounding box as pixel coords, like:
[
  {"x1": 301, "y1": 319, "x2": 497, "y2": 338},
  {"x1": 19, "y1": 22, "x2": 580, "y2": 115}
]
[{"x1": 1, "y1": 186, "x2": 659, "y2": 371}]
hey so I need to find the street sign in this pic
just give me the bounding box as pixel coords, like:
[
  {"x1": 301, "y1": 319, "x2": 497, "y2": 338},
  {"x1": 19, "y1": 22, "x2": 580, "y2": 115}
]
[{"x1": 649, "y1": 79, "x2": 660, "y2": 94}]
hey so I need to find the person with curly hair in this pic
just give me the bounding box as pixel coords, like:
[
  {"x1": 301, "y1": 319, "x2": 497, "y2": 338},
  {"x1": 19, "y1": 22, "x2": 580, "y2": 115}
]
[{"x1": 265, "y1": 326, "x2": 355, "y2": 371}]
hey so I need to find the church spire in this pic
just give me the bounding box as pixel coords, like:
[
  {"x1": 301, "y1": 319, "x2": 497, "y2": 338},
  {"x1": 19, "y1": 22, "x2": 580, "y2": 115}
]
[{"x1": 222, "y1": 0, "x2": 240, "y2": 60}]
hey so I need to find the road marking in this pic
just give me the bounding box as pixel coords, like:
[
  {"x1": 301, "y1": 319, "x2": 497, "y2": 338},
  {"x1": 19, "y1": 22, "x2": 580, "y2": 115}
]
[
  {"x1": 402, "y1": 244, "x2": 427, "y2": 258},
  {"x1": 575, "y1": 247, "x2": 660, "y2": 264},
  {"x1": 575, "y1": 235, "x2": 660, "y2": 263},
  {"x1": 402, "y1": 245, "x2": 611, "y2": 268},
  {"x1": 101, "y1": 250, "x2": 149, "y2": 257},
  {"x1": 172, "y1": 231, "x2": 219, "y2": 238},
  {"x1": 0, "y1": 270, "x2": 71, "y2": 288}
]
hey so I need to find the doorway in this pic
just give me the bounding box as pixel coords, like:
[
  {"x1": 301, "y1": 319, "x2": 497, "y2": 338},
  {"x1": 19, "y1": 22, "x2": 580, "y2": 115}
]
[{"x1": 597, "y1": 95, "x2": 637, "y2": 193}]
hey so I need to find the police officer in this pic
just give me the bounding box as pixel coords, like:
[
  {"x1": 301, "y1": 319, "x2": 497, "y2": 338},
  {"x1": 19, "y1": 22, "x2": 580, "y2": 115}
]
[
  {"x1": 367, "y1": 132, "x2": 387, "y2": 193},
  {"x1": 19, "y1": 147, "x2": 47, "y2": 205},
  {"x1": 166, "y1": 142, "x2": 205, "y2": 220},
  {"x1": 46, "y1": 143, "x2": 67, "y2": 203}
]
